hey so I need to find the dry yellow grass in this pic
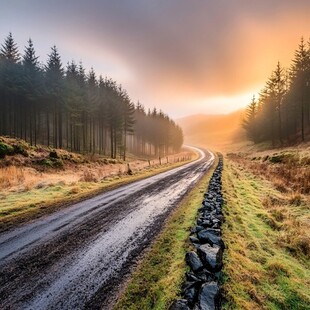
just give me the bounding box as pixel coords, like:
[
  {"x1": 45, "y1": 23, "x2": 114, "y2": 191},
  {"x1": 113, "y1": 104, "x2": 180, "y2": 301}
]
[
  {"x1": 0, "y1": 166, "x2": 25, "y2": 188},
  {"x1": 227, "y1": 148, "x2": 310, "y2": 194},
  {"x1": 0, "y1": 148, "x2": 198, "y2": 232},
  {"x1": 0, "y1": 150, "x2": 195, "y2": 192},
  {"x1": 222, "y1": 157, "x2": 310, "y2": 310}
]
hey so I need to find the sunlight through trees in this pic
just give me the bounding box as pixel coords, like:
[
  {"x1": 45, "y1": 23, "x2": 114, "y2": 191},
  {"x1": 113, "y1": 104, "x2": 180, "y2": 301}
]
[{"x1": 244, "y1": 37, "x2": 310, "y2": 145}]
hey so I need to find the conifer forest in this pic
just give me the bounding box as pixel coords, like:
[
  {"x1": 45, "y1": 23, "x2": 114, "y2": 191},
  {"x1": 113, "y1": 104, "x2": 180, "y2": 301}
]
[
  {"x1": 243, "y1": 38, "x2": 310, "y2": 145},
  {"x1": 1, "y1": 3, "x2": 310, "y2": 310},
  {"x1": 0, "y1": 33, "x2": 183, "y2": 159}
]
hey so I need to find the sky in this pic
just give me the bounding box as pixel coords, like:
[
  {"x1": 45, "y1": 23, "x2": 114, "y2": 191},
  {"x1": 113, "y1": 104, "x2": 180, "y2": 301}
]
[{"x1": 1, "y1": 0, "x2": 310, "y2": 118}]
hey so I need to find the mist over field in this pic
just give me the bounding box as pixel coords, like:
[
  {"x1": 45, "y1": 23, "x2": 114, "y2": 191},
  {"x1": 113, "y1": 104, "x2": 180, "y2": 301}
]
[
  {"x1": 177, "y1": 110, "x2": 246, "y2": 150},
  {"x1": 1, "y1": 2, "x2": 310, "y2": 310}
]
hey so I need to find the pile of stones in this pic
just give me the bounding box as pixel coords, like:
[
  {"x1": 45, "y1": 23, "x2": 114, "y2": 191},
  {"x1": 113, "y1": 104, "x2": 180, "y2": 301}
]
[{"x1": 170, "y1": 155, "x2": 224, "y2": 310}]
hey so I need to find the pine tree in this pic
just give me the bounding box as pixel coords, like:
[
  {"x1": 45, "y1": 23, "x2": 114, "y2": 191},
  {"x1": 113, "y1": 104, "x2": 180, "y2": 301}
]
[
  {"x1": 65, "y1": 60, "x2": 83, "y2": 151},
  {"x1": 46, "y1": 45, "x2": 63, "y2": 79},
  {"x1": 87, "y1": 68, "x2": 99, "y2": 153},
  {"x1": 45, "y1": 45, "x2": 64, "y2": 148},
  {"x1": 0, "y1": 32, "x2": 20, "y2": 62},
  {"x1": 269, "y1": 62, "x2": 286, "y2": 144},
  {"x1": 289, "y1": 37, "x2": 310, "y2": 141},
  {"x1": 0, "y1": 33, "x2": 184, "y2": 157},
  {"x1": 78, "y1": 61, "x2": 86, "y2": 87},
  {"x1": 243, "y1": 95, "x2": 258, "y2": 142},
  {"x1": 0, "y1": 33, "x2": 21, "y2": 137},
  {"x1": 22, "y1": 38, "x2": 39, "y2": 69},
  {"x1": 21, "y1": 38, "x2": 41, "y2": 145},
  {"x1": 120, "y1": 89, "x2": 135, "y2": 160}
]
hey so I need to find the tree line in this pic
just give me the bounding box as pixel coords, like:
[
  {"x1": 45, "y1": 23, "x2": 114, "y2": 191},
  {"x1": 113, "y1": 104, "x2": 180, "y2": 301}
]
[
  {"x1": 243, "y1": 37, "x2": 310, "y2": 145},
  {"x1": 0, "y1": 33, "x2": 183, "y2": 159}
]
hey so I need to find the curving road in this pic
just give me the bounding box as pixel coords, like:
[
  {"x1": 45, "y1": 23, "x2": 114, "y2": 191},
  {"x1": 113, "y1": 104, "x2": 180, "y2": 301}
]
[{"x1": 0, "y1": 147, "x2": 214, "y2": 310}]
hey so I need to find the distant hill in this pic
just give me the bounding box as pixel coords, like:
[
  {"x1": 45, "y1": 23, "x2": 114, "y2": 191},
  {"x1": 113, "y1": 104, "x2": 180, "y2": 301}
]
[{"x1": 177, "y1": 110, "x2": 246, "y2": 150}]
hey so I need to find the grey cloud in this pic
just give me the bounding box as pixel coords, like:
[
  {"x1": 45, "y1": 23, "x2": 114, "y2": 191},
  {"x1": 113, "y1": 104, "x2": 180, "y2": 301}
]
[{"x1": 1, "y1": 0, "x2": 310, "y2": 115}]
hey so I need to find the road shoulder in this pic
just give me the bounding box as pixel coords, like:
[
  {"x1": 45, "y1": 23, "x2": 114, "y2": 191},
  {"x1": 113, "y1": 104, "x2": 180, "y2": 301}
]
[
  {"x1": 113, "y1": 154, "x2": 217, "y2": 310},
  {"x1": 0, "y1": 150, "x2": 198, "y2": 233}
]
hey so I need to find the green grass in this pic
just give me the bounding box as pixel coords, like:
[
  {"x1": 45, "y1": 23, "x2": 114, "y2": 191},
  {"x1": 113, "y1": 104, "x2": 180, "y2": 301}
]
[
  {"x1": 113, "y1": 158, "x2": 217, "y2": 310},
  {"x1": 222, "y1": 160, "x2": 310, "y2": 310}
]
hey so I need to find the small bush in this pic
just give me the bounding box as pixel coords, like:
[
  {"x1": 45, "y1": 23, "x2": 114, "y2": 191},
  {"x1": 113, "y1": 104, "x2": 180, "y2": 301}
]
[
  {"x1": 269, "y1": 154, "x2": 283, "y2": 163},
  {"x1": 269, "y1": 153, "x2": 299, "y2": 165},
  {"x1": 49, "y1": 150, "x2": 59, "y2": 159},
  {"x1": 13, "y1": 144, "x2": 28, "y2": 157},
  {"x1": 38, "y1": 159, "x2": 53, "y2": 167},
  {"x1": 51, "y1": 158, "x2": 64, "y2": 168},
  {"x1": 36, "y1": 157, "x2": 64, "y2": 169},
  {"x1": 0, "y1": 142, "x2": 14, "y2": 158}
]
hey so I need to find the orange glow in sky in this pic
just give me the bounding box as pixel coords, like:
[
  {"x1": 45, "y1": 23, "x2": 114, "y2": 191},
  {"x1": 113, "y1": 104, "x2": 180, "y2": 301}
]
[{"x1": 1, "y1": 1, "x2": 310, "y2": 118}]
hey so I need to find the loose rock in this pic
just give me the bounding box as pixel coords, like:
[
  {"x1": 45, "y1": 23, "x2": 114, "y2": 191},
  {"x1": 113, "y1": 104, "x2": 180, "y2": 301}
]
[
  {"x1": 198, "y1": 243, "x2": 223, "y2": 272},
  {"x1": 197, "y1": 230, "x2": 225, "y2": 249},
  {"x1": 198, "y1": 281, "x2": 220, "y2": 310},
  {"x1": 185, "y1": 251, "x2": 204, "y2": 272},
  {"x1": 170, "y1": 154, "x2": 224, "y2": 309},
  {"x1": 189, "y1": 236, "x2": 200, "y2": 245},
  {"x1": 183, "y1": 283, "x2": 199, "y2": 306}
]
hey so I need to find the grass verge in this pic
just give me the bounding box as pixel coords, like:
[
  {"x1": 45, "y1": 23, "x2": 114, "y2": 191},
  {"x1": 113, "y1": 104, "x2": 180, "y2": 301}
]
[
  {"x1": 222, "y1": 159, "x2": 310, "y2": 310},
  {"x1": 0, "y1": 158, "x2": 197, "y2": 232},
  {"x1": 113, "y1": 157, "x2": 217, "y2": 310}
]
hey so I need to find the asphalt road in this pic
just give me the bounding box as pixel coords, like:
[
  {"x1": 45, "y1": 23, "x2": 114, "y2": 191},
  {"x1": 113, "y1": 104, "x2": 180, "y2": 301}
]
[{"x1": 0, "y1": 147, "x2": 214, "y2": 310}]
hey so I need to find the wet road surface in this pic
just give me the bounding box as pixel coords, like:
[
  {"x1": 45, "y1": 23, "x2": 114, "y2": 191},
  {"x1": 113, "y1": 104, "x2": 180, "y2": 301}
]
[{"x1": 0, "y1": 147, "x2": 214, "y2": 310}]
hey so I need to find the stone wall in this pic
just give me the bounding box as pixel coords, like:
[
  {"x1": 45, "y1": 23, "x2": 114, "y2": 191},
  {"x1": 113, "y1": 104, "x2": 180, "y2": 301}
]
[{"x1": 170, "y1": 154, "x2": 224, "y2": 310}]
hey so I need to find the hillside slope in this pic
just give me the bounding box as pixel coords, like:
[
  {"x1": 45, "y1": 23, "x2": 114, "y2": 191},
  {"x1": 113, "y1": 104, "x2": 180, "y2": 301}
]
[
  {"x1": 222, "y1": 147, "x2": 310, "y2": 309},
  {"x1": 0, "y1": 136, "x2": 194, "y2": 231},
  {"x1": 177, "y1": 110, "x2": 246, "y2": 149}
]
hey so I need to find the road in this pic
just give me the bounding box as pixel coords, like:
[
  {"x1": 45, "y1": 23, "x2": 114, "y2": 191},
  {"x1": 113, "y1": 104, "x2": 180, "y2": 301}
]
[{"x1": 0, "y1": 147, "x2": 214, "y2": 310}]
